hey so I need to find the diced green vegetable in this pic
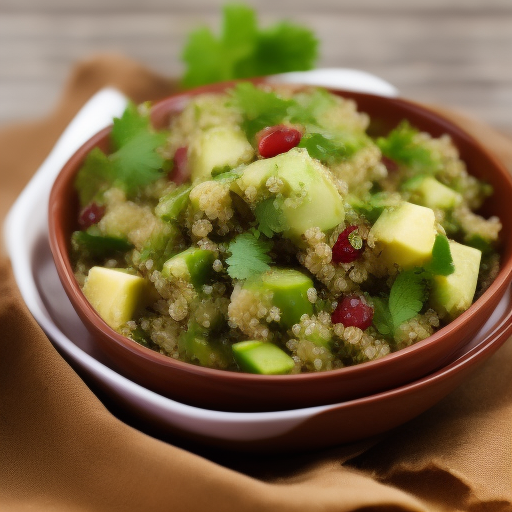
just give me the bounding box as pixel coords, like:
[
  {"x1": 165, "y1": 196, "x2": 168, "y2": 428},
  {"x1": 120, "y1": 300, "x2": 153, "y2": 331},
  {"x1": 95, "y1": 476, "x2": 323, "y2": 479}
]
[
  {"x1": 155, "y1": 184, "x2": 192, "y2": 222},
  {"x1": 232, "y1": 340, "x2": 295, "y2": 374}
]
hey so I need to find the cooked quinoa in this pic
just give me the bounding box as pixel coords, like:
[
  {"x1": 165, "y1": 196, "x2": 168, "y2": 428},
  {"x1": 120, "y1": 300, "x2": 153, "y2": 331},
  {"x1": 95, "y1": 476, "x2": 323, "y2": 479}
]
[{"x1": 71, "y1": 83, "x2": 502, "y2": 375}]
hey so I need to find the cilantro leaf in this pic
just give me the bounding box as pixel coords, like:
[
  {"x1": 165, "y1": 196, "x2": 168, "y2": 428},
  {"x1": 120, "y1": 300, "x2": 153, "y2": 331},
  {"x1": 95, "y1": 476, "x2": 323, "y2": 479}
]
[
  {"x1": 246, "y1": 22, "x2": 318, "y2": 76},
  {"x1": 371, "y1": 268, "x2": 429, "y2": 338},
  {"x1": 371, "y1": 297, "x2": 394, "y2": 337},
  {"x1": 231, "y1": 82, "x2": 294, "y2": 140},
  {"x1": 75, "y1": 147, "x2": 115, "y2": 207},
  {"x1": 254, "y1": 198, "x2": 288, "y2": 238},
  {"x1": 111, "y1": 102, "x2": 150, "y2": 151},
  {"x1": 377, "y1": 121, "x2": 440, "y2": 173},
  {"x1": 226, "y1": 232, "x2": 272, "y2": 280},
  {"x1": 425, "y1": 234, "x2": 455, "y2": 276},
  {"x1": 181, "y1": 4, "x2": 318, "y2": 88},
  {"x1": 388, "y1": 269, "x2": 428, "y2": 329},
  {"x1": 298, "y1": 133, "x2": 355, "y2": 163},
  {"x1": 110, "y1": 130, "x2": 168, "y2": 195},
  {"x1": 74, "y1": 103, "x2": 169, "y2": 203}
]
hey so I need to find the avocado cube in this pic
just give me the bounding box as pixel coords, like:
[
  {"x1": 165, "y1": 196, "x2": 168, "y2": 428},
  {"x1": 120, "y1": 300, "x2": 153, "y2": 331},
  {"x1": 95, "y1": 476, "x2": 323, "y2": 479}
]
[
  {"x1": 82, "y1": 266, "x2": 149, "y2": 330},
  {"x1": 406, "y1": 176, "x2": 462, "y2": 210},
  {"x1": 369, "y1": 201, "x2": 437, "y2": 270},
  {"x1": 162, "y1": 247, "x2": 215, "y2": 289},
  {"x1": 232, "y1": 340, "x2": 295, "y2": 374},
  {"x1": 235, "y1": 148, "x2": 345, "y2": 239},
  {"x1": 188, "y1": 126, "x2": 254, "y2": 182},
  {"x1": 430, "y1": 240, "x2": 482, "y2": 320}
]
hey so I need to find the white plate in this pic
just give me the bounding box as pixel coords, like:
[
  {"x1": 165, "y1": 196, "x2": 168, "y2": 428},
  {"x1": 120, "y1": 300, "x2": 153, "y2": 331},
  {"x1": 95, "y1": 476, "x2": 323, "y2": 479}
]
[{"x1": 4, "y1": 71, "x2": 512, "y2": 451}]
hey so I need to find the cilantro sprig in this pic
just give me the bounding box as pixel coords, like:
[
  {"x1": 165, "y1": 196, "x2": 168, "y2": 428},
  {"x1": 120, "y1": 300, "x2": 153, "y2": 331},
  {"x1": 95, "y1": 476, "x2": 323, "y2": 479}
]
[
  {"x1": 377, "y1": 121, "x2": 441, "y2": 174},
  {"x1": 75, "y1": 102, "x2": 169, "y2": 206},
  {"x1": 181, "y1": 4, "x2": 318, "y2": 88},
  {"x1": 226, "y1": 232, "x2": 272, "y2": 280},
  {"x1": 230, "y1": 82, "x2": 315, "y2": 141}
]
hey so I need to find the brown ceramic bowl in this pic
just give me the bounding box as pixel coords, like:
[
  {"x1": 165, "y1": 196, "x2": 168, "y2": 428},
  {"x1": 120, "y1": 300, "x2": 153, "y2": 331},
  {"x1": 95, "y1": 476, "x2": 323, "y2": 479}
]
[{"x1": 48, "y1": 80, "x2": 512, "y2": 412}]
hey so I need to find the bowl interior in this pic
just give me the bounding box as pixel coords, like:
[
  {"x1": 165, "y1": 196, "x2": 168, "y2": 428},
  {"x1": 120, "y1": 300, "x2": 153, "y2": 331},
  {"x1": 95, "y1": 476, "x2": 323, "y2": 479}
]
[{"x1": 48, "y1": 81, "x2": 512, "y2": 412}]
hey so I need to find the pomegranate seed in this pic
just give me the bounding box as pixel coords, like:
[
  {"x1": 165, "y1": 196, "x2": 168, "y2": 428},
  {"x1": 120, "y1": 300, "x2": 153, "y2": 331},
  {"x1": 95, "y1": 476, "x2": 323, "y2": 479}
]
[
  {"x1": 332, "y1": 226, "x2": 364, "y2": 264},
  {"x1": 381, "y1": 155, "x2": 398, "y2": 173},
  {"x1": 78, "y1": 202, "x2": 105, "y2": 229},
  {"x1": 331, "y1": 295, "x2": 374, "y2": 330},
  {"x1": 170, "y1": 146, "x2": 190, "y2": 185},
  {"x1": 257, "y1": 125, "x2": 302, "y2": 158}
]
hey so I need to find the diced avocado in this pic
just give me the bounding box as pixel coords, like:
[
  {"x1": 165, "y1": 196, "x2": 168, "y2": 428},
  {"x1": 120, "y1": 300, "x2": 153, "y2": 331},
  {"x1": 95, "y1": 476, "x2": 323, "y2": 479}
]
[
  {"x1": 155, "y1": 184, "x2": 192, "y2": 222},
  {"x1": 235, "y1": 148, "x2": 345, "y2": 239},
  {"x1": 405, "y1": 175, "x2": 462, "y2": 210},
  {"x1": 178, "y1": 323, "x2": 231, "y2": 368},
  {"x1": 82, "y1": 266, "x2": 149, "y2": 330},
  {"x1": 369, "y1": 201, "x2": 437, "y2": 270},
  {"x1": 232, "y1": 340, "x2": 295, "y2": 375},
  {"x1": 430, "y1": 240, "x2": 482, "y2": 320},
  {"x1": 188, "y1": 126, "x2": 254, "y2": 182},
  {"x1": 162, "y1": 247, "x2": 215, "y2": 289},
  {"x1": 245, "y1": 268, "x2": 314, "y2": 329}
]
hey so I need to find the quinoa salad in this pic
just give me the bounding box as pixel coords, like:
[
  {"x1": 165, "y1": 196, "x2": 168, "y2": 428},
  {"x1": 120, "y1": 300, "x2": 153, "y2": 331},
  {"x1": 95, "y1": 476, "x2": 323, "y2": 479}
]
[{"x1": 71, "y1": 83, "x2": 502, "y2": 375}]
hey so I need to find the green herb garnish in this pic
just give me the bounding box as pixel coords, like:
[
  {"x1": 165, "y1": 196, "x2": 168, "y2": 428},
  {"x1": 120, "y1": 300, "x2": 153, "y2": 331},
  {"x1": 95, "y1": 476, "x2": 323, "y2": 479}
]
[
  {"x1": 372, "y1": 268, "x2": 429, "y2": 338},
  {"x1": 377, "y1": 121, "x2": 440, "y2": 173},
  {"x1": 181, "y1": 4, "x2": 318, "y2": 88},
  {"x1": 254, "y1": 198, "x2": 288, "y2": 238},
  {"x1": 75, "y1": 102, "x2": 169, "y2": 206},
  {"x1": 425, "y1": 234, "x2": 455, "y2": 276},
  {"x1": 226, "y1": 232, "x2": 272, "y2": 280},
  {"x1": 298, "y1": 132, "x2": 361, "y2": 163}
]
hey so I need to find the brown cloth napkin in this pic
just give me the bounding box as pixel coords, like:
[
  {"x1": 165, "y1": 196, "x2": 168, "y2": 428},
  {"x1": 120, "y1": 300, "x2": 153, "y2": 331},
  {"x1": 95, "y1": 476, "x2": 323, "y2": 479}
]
[{"x1": 1, "y1": 54, "x2": 511, "y2": 512}]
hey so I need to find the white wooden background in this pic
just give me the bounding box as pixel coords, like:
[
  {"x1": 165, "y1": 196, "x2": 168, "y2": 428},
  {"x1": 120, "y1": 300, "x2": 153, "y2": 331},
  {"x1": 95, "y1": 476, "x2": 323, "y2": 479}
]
[{"x1": 1, "y1": 0, "x2": 511, "y2": 135}]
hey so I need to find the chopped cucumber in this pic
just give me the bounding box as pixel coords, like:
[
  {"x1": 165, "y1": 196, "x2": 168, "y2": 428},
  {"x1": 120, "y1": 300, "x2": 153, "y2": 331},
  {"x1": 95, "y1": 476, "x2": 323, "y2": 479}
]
[
  {"x1": 162, "y1": 247, "x2": 215, "y2": 289},
  {"x1": 72, "y1": 230, "x2": 132, "y2": 259},
  {"x1": 232, "y1": 340, "x2": 295, "y2": 375},
  {"x1": 155, "y1": 184, "x2": 192, "y2": 222},
  {"x1": 245, "y1": 268, "x2": 314, "y2": 329}
]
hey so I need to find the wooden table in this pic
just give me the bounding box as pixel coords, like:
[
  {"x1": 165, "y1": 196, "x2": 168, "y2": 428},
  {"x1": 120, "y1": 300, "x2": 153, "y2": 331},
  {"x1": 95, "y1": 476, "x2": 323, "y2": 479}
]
[{"x1": 1, "y1": 0, "x2": 511, "y2": 135}]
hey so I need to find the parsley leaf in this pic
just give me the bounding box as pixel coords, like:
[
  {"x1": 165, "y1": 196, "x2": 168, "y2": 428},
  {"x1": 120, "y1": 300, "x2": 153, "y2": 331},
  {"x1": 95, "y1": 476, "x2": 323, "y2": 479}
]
[
  {"x1": 181, "y1": 4, "x2": 318, "y2": 88},
  {"x1": 377, "y1": 121, "x2": 440, "y2": 173},
  {"x1": 254, "y1": 198, "x2": 288, "y2": 238},
  {"x1": 425, "y1": 234, "x2": 455, "y2": 276},
  {"x1": 226, "y1": 232, "x2": 272, "y2": 280}
]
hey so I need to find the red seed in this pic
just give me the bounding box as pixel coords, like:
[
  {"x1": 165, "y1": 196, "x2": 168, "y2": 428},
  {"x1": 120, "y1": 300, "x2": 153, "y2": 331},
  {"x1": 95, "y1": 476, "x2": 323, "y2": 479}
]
[
  {"x1": 331, "y1": 295, "x2": 374, "y2": 330},
  {"x1": 78, "y1": 202, "x2": 105, "y2": 229},
  {"x1": 381, "y1": 155, "x2": 398, "y2": 173},
  {"x1": 257, "y1": 125, "x2": 302, "y2": 158},
  {"x1": 332, "y1": 225, "x2": 364, "y2": 264},
  {"x1": 170, "y1": 146, "x2": 190, "y2": 185}
]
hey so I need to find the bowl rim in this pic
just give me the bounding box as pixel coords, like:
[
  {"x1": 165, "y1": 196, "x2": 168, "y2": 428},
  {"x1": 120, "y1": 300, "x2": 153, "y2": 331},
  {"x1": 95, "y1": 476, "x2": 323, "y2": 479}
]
[{"x1": 48, "y1": 79, "x2": 512, "y2": 386}]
